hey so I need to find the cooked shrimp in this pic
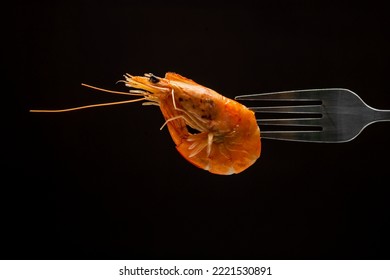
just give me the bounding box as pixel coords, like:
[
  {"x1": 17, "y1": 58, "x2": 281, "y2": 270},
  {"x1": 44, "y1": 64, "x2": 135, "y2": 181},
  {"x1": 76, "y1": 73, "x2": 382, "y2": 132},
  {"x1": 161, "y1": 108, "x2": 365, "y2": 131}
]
[{"x1": 31, "y1": 73, "x2": 261, "y2": 175}]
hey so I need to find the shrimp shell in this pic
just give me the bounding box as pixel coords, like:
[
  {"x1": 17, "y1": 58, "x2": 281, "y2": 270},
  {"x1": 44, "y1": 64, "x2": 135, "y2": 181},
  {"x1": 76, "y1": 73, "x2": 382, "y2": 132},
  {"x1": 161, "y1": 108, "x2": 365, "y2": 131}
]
[{"x1": 124, "y1": 73, "x2": 261, "y2": 175}]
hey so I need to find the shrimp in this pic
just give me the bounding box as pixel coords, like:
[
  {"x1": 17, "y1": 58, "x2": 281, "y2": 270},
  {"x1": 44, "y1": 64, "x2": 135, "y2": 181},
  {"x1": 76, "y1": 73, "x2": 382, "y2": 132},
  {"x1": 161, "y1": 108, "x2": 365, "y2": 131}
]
[{"x1": 31, "y1": 73, "x2": 261, "y2": 175}]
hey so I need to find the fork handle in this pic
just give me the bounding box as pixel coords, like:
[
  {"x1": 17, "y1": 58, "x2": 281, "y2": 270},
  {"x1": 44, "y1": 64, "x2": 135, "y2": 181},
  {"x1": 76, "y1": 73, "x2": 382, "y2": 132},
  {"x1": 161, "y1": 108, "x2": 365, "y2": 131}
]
[{"x1": 374, "y1": 109, "x2": 390, "y2": 122}]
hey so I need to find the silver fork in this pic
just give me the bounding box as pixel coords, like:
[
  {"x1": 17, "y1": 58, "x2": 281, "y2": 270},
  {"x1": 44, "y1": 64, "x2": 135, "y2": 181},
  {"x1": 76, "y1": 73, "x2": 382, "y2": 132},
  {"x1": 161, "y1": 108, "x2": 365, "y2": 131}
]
[{"x1": 235, "y1": 88, "x2": 390, "y2": 143}]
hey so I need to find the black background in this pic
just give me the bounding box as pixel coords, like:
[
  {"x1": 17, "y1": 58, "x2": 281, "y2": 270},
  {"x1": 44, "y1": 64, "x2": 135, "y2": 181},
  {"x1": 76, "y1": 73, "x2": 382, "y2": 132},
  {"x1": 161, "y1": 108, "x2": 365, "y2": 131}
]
[{"x1": 5, "y1": 1, "x2": 389, "y2": 259}]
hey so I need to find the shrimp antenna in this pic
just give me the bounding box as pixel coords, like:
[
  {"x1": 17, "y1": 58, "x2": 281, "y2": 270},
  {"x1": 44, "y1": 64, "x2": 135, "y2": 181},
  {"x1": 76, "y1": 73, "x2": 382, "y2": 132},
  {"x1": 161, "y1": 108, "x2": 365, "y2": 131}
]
[
  {"x1": 29, "y1": 83, "x2": 148, "y2": 113},
  {"x1": 80, "y1": 83, "x2": 147, "y2": 96}
]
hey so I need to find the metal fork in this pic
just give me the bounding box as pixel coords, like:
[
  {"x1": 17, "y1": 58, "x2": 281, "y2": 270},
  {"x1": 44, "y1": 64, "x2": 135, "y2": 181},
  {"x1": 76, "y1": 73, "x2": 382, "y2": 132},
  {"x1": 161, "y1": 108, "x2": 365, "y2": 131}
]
[{"x1": 235, "y1": 88, "x2": 390, "y2": 143}]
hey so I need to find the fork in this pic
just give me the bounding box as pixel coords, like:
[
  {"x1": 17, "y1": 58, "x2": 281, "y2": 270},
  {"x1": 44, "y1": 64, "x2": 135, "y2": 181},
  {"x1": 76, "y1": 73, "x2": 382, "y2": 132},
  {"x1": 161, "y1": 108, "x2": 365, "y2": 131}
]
[{"x1": 235, "y1": 88, "x2": 390, "y2": 143}]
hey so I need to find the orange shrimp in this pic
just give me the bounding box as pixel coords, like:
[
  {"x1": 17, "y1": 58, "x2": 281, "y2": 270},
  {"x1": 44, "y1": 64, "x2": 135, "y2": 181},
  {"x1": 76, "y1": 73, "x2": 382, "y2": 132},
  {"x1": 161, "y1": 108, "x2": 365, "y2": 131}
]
[{"x1": 31, "y1": 73, "x2": 261, "y2": 175}]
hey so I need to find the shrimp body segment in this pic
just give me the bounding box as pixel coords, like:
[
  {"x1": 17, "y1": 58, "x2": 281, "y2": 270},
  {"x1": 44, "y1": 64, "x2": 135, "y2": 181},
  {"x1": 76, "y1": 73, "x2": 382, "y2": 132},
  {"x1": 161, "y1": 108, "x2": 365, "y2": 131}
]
[{"x1": 126, "y1": 73, "x2": 261, "y2": 175}]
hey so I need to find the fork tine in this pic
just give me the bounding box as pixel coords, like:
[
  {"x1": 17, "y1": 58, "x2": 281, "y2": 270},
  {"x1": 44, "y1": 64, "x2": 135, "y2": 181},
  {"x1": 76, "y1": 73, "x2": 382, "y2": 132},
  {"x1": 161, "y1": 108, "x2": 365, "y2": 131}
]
[
  {"x1": 259, "y1": 118, "x2": 322, "y2": 127},
  {"x1": 235, "y1": 89, "x2": 324, "y2": 101},
  {"x1": 250, "y1": 105, "x2": 323, "y2": 114},
  {"x1": 261, "y1": 131, "x2": 323, "y2": 142}
]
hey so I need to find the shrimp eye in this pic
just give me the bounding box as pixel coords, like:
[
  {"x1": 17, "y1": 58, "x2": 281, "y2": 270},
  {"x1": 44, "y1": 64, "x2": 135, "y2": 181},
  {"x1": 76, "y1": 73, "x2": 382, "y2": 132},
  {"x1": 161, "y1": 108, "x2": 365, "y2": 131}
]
[{"x1": 149, "y1": 74, "x2": 160, "y2": 84}]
